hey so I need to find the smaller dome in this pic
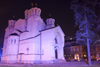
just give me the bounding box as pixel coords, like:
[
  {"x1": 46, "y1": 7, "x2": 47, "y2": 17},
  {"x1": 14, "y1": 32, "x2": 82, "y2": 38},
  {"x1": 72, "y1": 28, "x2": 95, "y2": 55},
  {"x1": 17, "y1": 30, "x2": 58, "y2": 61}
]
[
  {"x1": 46, "y1": 18, "x2": 55, "y2": 29},
  {"x1": 8, "y1": 20, "x2": 16, "y2": 29}
]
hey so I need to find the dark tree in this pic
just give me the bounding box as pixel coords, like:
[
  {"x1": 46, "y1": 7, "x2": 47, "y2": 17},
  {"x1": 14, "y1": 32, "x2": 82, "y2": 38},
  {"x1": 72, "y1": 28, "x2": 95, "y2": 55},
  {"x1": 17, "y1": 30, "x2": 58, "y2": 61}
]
[{"x1": 71, "y1": 0, "x2": 98, "y2": 65}]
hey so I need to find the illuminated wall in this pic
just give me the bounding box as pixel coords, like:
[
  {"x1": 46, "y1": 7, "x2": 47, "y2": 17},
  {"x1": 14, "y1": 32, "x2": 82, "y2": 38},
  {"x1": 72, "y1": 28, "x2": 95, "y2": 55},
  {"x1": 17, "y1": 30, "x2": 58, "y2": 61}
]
[{"x1": 1, "y1": 7, "x2": 65, "y2": 63}]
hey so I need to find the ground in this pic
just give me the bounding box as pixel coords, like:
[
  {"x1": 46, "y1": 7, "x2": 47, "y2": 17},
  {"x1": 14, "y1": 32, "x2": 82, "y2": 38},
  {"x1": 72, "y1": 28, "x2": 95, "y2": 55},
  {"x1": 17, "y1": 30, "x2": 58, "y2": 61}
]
[{"x1": 0, "y1": 61, "x2": 100, "y2": 67}]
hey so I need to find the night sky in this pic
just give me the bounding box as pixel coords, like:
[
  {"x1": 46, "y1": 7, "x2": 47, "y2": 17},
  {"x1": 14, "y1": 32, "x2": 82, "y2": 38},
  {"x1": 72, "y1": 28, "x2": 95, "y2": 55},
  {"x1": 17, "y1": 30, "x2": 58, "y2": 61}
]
[{"x1": 0, "y1": 0, "x2": 100, "y2": 48}]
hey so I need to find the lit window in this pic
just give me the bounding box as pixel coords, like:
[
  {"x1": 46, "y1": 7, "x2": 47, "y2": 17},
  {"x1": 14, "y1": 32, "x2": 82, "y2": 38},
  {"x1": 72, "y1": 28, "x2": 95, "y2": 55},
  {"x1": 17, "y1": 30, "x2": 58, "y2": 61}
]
[
  {"x1": 74, "y1": 54, "x2": 79, "y2": 60},
  {"x1": 14, "y1": 39, "x2": 16, "y2": 44},
  {"x1": 70, "y1": 38, "x2": 72, "y2": 40},
  {"x1": 84, "y1": 55, "x2": 86, "y2": 57}
]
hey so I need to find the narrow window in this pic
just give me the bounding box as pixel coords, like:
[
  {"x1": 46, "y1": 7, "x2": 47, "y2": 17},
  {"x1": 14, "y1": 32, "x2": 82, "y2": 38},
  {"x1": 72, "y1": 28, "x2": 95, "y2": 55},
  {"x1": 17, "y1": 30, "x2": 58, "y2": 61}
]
[
  {"x1": 55, "y1": 38, "x2": 57, "y2": 44},
  {"x1": 14, "y1": 39, "x2": 16, "y2": 44},
  {"x1": 26, "y1": 48, "x2": 29, "y2": 54}
]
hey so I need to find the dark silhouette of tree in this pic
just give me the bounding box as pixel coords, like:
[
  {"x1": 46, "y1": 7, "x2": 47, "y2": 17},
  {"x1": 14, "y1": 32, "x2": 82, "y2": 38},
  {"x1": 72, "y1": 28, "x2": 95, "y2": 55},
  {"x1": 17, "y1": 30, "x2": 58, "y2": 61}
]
[{"x1": 70, "y1": 0, "x2": 99, "y2": 65}]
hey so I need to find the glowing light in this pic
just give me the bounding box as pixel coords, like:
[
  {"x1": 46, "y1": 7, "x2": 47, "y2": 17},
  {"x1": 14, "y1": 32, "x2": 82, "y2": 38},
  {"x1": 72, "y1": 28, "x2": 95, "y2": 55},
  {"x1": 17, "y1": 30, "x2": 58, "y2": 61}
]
[
  {"x1": 70, "y1": 38, "x2": 72, "y2": 40},
  {"x1": 84, "y1": 55, "x2": 86, "y2": 57},
  {"x1": 74, "y1": 54, "x2": 80, "y2": 61}
]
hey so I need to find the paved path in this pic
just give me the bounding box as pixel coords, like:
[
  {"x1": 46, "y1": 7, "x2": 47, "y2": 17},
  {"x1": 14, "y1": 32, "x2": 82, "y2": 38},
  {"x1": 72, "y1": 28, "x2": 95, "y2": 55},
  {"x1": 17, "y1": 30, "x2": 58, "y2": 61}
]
[{"x1": 0, "y1": 61, "x2": 100, "y2": 67}]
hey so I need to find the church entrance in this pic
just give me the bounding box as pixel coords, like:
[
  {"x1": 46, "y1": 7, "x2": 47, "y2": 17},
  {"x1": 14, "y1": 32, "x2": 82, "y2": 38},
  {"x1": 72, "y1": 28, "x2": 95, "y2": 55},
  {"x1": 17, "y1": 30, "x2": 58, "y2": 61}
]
[{"x1": 55, "y1": 49, "x2": 58, "y2": 59}]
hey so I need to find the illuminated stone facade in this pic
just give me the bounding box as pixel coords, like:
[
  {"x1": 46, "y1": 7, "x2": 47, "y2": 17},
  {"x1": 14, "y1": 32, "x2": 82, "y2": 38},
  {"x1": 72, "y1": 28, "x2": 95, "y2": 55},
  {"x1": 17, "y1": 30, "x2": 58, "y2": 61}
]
[{"x1": 1, "y1": 7, "x2": 65, "y2": 63}]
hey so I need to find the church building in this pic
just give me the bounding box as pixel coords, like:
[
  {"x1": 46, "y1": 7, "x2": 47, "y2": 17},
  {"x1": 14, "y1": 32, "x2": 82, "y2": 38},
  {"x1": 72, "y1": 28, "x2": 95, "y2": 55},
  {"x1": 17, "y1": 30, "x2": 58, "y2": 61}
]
[{"x1": 1, "y1": 6, "x2": 65, "y2": 63}]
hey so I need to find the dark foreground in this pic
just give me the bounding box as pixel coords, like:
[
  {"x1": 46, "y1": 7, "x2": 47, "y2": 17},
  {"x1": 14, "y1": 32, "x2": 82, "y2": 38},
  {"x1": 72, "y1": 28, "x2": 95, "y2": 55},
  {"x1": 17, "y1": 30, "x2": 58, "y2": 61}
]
[{"x1": 0, "y1": 61, "x2": 100, "y2": 67}]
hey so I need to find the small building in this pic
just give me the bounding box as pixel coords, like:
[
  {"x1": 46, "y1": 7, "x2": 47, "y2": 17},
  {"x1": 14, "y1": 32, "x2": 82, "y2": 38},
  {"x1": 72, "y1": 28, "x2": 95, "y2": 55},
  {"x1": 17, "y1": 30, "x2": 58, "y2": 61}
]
[
  {"x1": 64, "y1": 39, "x2": 87, "y2": 61},
  {"x1": 90, "y1": 40, "x2": 100, "y2": 61}
]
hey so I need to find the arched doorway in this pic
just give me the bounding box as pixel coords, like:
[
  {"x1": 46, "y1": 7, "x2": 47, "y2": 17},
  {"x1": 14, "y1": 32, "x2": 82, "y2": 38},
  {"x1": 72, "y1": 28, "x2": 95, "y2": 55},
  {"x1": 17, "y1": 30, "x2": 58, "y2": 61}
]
[
  {"x1": 54, "y1": 32, "x2": 64, "y2": 60},
  {"x1": 55, "y1": 49, "x2": 58, "y2": 59}
]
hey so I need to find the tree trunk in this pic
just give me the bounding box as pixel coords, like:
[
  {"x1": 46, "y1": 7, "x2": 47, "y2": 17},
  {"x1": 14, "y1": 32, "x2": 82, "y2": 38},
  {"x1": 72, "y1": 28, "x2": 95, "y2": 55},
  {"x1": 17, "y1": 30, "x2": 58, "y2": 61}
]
[
  {"x1": 85, "y1": 13, "x2": 91, "y2": 65},
  {"x1": 87, "y1": 38, "x2": 91, "y2": 65}
]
